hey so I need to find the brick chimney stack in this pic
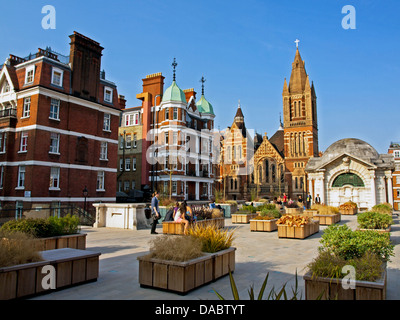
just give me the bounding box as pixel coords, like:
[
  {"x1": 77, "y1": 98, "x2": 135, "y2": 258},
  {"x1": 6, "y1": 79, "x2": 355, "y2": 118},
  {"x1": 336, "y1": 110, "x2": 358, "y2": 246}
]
[{"x1": 69, "y1": 31, "x2": 104, "y2": 101}]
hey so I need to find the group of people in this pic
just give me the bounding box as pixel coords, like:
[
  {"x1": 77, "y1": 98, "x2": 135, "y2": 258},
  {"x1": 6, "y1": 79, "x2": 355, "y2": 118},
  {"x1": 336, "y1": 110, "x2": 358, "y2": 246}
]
[
  {"x1": 149, "y1": 191, "x2": 193, "y2": 235},
  {"x1": 274, "y1": 192, "x2": 322, "y2": 209}
]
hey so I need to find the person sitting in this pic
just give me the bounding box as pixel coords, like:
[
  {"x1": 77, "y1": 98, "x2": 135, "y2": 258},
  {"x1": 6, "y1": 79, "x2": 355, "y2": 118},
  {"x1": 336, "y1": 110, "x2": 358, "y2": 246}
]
[
  {"x1": 209, "y1": 200, "x2": 216, "y2": 209},
  {"x1": 174, "y1": 202, "x2": 189, "y2": 235}
]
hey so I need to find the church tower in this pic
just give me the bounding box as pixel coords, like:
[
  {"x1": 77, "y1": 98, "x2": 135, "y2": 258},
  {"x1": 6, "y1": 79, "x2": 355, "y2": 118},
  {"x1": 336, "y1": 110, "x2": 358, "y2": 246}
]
[{"x1": 282, "y1": 43, "x2": 319, "y2": 197}]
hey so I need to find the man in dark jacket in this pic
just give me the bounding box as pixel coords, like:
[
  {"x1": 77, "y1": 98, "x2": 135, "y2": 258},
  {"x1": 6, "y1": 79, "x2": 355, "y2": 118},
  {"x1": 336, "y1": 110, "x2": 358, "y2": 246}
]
[{"x1": 150, "y1": 191, "x2": 160, "y2": 234}]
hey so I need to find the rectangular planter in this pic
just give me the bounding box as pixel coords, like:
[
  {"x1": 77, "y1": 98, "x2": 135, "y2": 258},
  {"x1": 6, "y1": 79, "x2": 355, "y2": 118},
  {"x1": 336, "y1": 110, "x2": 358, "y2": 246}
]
[
  {"x1": 303, "y1": 266, "x2": 387, "y2": 300},
  {"x1": 250, "y1": 219, "x2": 278, "y2": 232},
  {"x1": 339, "y1": 207, "x2": 358, "y2": 215},
  {"x1": 303, "y1": 210, "x2": 318, "y2": 218},
  {"x1": 162, "y1": 218, "x2": 225, "y2": 235},
  {"x1": 36, "y1": 233, "x2": 87, "y2": 251},
  {"x1": 138, "y1": 247, "x2": 236, "y2": 294},
  {"x1": 0, "y1": 248, "x2": 101, "y2": 300},
  {"x1": 313, "y1": 213, "x2": 341, "y2": 225},
  {"x1": 277, "y1": 221, "x2": 319, "y2": 239},
  {"x1": 232, "y1": 213, "x2": 258, "y2": 224},
  {"x1": 284, "y1": 207, "x2": 303, "y2": 215},
  {"x1": 215, "y1": 203, "x2": 237, "y2": 218}
]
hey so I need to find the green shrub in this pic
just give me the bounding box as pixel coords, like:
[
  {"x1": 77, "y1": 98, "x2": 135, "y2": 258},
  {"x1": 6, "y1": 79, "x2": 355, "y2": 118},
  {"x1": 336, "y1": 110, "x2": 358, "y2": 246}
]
[
  {"x1": 371, "y1": 203, "x2": 393, "y2": 215},
  {"x1": 308, "y1": 251, "x2": 383, "y2": 282},
  {"x1": 319, "y1": 224, "x2": 394, "y2": 262},
  {"x1": 0, "y1": 215, "x2": 80, "y2": 238},
  {"x1": 357, "y1": 211, "x2": 393, "y2": 230},
  {"x1": 260, "y1": 207, "x2": 281, "y2": 219},
  {"x1": 238, "y1": 205, "x2": 258, "y2": 213}
]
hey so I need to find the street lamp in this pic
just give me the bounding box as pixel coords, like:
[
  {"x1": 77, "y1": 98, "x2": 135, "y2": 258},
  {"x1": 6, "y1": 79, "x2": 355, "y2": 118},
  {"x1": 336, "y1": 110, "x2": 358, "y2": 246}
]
[{"x1": 83, "y1": 186, "x2": 88, "y2": 213}]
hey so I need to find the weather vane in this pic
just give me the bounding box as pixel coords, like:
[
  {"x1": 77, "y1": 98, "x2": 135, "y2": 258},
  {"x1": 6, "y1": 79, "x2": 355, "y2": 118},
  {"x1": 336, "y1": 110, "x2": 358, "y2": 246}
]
[
  {"x1": 172, "y1": 58, "x2": 177, "y2": 81},
  {"x1": 200, "y1": 76, "x2": 206, "y2": 95}
]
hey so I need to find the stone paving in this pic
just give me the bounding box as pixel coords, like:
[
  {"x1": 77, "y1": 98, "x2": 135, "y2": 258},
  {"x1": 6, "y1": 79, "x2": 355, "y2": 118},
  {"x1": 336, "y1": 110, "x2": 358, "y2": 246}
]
[{"x1": 31, "y1": 213, "x2": 400, "y2": 300}]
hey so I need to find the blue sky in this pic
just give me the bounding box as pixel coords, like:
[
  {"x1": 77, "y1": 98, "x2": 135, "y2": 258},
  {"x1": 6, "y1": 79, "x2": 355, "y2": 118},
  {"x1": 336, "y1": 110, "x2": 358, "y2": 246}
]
[{"x1": 1, "y1": 0, "x2": 399, "y2": 153}]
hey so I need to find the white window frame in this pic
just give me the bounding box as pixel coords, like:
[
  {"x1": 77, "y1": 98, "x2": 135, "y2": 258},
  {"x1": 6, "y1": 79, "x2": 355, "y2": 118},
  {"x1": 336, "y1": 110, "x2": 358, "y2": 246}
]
[
  {"x1": 125, "y1": 158, "x2": 131, "y2": 171},
  {"x1": 50, "y1": 98, "x2": 60, "y2": 120},
  {"x1": 19, "y1": 132, "x2": 28, "y2": 152},
  {"x1": 22, "y1": 97, "x2": 31, "y2": 118},
  {"x1": 394, "y1": 150, "x2": 400, "y2": 158},
  {"x1": 96, "y1": 171, "x2": 105, "y2": 191},
  {"x1": 173, "y1": 107, "x2": 178, "y2": 120},
  {"x1": 104, "y1": 87, "x2": 113, "y2": 103},
  {"x1": 49, "y1": 167, "x2": 60, "y2": 190},
  {"x1": 17, "y1": 166, "x2": 25, "y2": 189},
  {"x1": 3, "y1": 80, "x2": 10, "y2": 93},
  {"x1": 25, "y1": 65, "x2": 35, "y2": 84},
  {"x1": 103, "y1": 113, "x2": 111, "y2": 131},
  {"x1": 133, "y1": 134, "x2": 137, "y2": 148},
  {"x1": 165, "y1": 108, "x2": 169, "y2": 120},
  {"x1": 172, "y1": 181, "x2": 177, "y2": 195},
  {"x1": 0, "y1": 132, "x2": 6, "y2": 153},
  {"x1": 132, "y1": 158, "x2": 137, "y2": 171},
  {"x1": 51, "y1": 67, "x2": 64, "y2": 87},
  {"x1": 49, "y1": 132, "x2": 60, "y2": 154},
  {"x1": 119, "y1": 159, "x2": 123, "y2": 171},
  {"x1": 100, "y1": 141, "x2": 108, "y2": 160},
  {"x1": 125, "y1": 135, "x2": 132, "y2": 149}
]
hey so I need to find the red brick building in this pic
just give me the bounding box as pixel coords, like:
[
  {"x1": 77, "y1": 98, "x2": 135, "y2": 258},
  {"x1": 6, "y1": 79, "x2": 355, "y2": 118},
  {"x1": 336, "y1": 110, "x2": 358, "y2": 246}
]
[{"x1": 0, "y1": 32, "x2": 123, "y2": 214}]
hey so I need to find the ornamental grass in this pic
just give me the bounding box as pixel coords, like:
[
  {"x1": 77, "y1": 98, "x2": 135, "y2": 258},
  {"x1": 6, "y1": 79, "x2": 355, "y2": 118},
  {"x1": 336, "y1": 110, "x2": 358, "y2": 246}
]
[
  {"x1": 311, "y1": 204, "x2": 339, "y2": 214},
  {"x1": 0, "y1": 230, "x2": 43, "y2": 268},
  {"x1": 188, "y1": 224, "x2": 236, "y2": 253}
]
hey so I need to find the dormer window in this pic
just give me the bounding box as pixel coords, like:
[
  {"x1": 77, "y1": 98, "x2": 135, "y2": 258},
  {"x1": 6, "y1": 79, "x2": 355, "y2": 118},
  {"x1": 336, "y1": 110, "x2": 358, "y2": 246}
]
[
  {"x1": 104, "y1": 87, "x2": 113, "y2": 103},
  {"x1": 25, "y1": 66, "x2": 35, "y2": 84},
  {"x1": 51, "y1": 67, "x2": 64, "y2": 87},
  {"x1": 3, "y1": 80, "x2": 10, "y2": 93}
]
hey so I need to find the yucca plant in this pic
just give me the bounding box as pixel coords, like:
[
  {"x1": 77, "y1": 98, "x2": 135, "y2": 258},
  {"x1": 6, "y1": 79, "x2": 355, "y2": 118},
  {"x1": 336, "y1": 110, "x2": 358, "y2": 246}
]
[
  {"x1": 214, "y1": 270, "x2": 303, "y2": 300},
  {"x1": 188, "y1": 224, "x2": 235, "y2": 253}
]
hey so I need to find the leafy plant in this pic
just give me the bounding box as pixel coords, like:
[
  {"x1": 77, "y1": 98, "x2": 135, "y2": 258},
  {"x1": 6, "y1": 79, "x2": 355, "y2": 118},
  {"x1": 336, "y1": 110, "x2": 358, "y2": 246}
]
[
  {"x1": 357, "y1": 211, "x2": 393, "y2": 230},
  {"x1": 276, "y1": 214, "x2": 314, "y2": 227},
  {"x1": 319, "y1": 224, "x2": 394, "y2": 262},
  {"x1": 1, "y1": 215, "x2": 80, "y2": 238},
  {"x1": 259, "y1": 206, "x2": 281, "y2": 219},
  {"x1": 188, "y1": 224, "x2": 235, "y2": 253},
  {"x1": 371, "y1": 203, "x2": 393, "y2": 215},
  {"x1": 238, "y1": 205, "x2": 258, "y2": 213}
]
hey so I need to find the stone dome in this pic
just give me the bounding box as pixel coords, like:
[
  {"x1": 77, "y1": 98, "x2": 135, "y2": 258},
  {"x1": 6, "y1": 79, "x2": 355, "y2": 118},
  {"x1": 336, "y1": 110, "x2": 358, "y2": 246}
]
[{"x1": 322, "y1": 138, "x2": 380, "y2": 162}]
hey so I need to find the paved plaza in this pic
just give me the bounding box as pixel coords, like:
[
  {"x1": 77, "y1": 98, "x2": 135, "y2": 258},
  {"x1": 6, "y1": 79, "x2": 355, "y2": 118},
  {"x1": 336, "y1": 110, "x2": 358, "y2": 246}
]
[{"x1": 31, "y1": 213, "x2": 400, "y2": 300}]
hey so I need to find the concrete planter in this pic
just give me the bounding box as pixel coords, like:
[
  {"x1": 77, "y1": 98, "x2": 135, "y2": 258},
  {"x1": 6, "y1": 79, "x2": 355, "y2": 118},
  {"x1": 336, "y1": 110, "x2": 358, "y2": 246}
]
[
  {"x1": 0, "y1": 248, "x2": 101, "y2": 300},
  {"x1": 36, "y1": 233, "x2": 87, "y2": 251},
  {"x1": 250, "y1": 219, "x2": 278, "y2": 232},
  {"x1": 303, "y1": 265, "x2": 387, "y2": 300},
  {"x1": 232, "y1": 213, "x2": 258, "y2": 224},
  {"x1": 277, "y1": 221, "x2": 319, "y2": 239},
  {"x1": 138, "y1": 247, "x2": 236, "y2": 294}
]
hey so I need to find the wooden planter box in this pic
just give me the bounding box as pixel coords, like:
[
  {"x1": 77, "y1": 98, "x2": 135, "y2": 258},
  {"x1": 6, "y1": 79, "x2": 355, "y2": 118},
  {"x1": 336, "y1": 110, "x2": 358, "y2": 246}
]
[
  {"x1": 138, "y1": 247, "x2": 236, "y2": 294},
  {"x1": 303, "y1": 210, "x2": 318, "y2": 218},
  {"x1": 162, "y1": 218, "x2": 225, "y2": 235},
  {"x1": 303, "y1": 266, "x2": 387, "y2": 300},
  {"x1": 277, "y1": 221, "x2": 319, "y2": 239},
  {"x1": 357, "y1": 226, "x2": 391, "y2": 234},
  {"x1": 0, "y1": 248, "x2": 101, "y2": 300},
  {"x1": 339, "y1": 207, "x2": 358, "y2": 215},
  {"x1": 313, "y1": 213, "x2": 341, "y2": 225},
  {"x1": 232, "y1": 213, "x2": 258, "y2": 224},
  {"x1": 36, "y1": 233, "x2": 87, "y2": 251},
  {"x1": 285, "y1": 207, "x2": 303, "y2": 215},
  {"x1": 250, "y1": 219, "x2": 278, "y2": 232}
]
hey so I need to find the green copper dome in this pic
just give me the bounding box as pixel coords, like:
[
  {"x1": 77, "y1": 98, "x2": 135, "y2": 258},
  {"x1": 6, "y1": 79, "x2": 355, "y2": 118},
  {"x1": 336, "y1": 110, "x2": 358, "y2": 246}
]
[
  {"x1": 162, "y1": 81, "x2": 187, "y2": 103},
  {"x1": 196, "y1": 95, "x2": 214, "y2": 115}
]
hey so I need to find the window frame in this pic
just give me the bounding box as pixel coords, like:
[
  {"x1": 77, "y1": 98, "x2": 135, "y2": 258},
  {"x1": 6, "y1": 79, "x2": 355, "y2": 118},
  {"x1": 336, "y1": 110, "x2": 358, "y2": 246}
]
[
  {"x1": 19, "y1": 132, "x2": 28, "y2": 152},
  {"x1": 49, "y1": 132, "x2": 60, "y2": 154},
  {"x1": 22, "y1": 97, "x2": 31, "y2": 118},
  {"x1": 103, "y1": 113, "x2": 111, "y2": 132},
  {"x1": 51, "y1": 67, "x2": 64, "y2": 87},
  {"x1": 25, "y1": 65, "x2": 35, "y2": 84},
  {"x1": 49, "y1": 167, "x2": 60, "y2": 190},
  {"x1": 104, "y1": 87, "x2": 113, "y2": 103},
  {"x1": 100, "y1": 141, "x2": 108, "y2": 160},
  {"x1": 17, "y1": 166, "x2": 26, "y2": 189},
  {"x1": 96, "y1": 171, "x2": 105, "y2": 191},
  {"x1": 49, "y1": 98, "x2": 60, "y2": 120}
]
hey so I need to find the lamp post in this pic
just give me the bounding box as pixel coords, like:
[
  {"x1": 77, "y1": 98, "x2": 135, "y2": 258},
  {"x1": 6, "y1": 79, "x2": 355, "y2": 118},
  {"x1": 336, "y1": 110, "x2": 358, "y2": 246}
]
[{"x1": 83, "y1": 186, "x2": 88, "y2": 213}]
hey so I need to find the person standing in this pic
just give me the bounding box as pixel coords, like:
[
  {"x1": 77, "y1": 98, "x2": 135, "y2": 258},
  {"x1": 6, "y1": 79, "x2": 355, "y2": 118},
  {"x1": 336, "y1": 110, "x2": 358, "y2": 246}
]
[
  {"x1": 150, "y1": 191, "x2": 160, "y2": 234},
  {"x1": 315, "y1": 194, "x2": 321, "y2": 205},
  {"x1": 306, "y1": 192, "x2": 312, "y2": 209},
  {"x1": 282, "y1": 193, "x2": 288, "y2": 207}
]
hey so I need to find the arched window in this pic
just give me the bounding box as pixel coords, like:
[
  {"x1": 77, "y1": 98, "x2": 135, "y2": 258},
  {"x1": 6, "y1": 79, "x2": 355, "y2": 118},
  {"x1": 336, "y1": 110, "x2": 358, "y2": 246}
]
[
  {"x1": 280, "y1": 164, "x2": 284, "y2": 183},
  {"x1": 332, "y1": 173, "x2": 365, "y2": 188},
  {"x1": 265, "y1": 159, "x2": 269, "y2": 182},
  {"x1": 271, "y1": 164, "x2": 276, "y2": 183}
]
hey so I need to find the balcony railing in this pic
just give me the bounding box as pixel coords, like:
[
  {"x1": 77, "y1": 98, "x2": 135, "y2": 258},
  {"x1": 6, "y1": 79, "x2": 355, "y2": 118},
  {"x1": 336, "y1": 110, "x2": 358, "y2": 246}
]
[{"x1": 0, "y1": 108, "x2": 17, "y2": 118}]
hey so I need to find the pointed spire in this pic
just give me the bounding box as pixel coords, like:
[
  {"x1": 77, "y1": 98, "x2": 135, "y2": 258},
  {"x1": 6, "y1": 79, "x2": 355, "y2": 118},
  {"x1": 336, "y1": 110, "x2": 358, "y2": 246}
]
[
  {"x1": 283, "y1": 78, "x2": 289, "y2": 94},
  {"x1": 289, "y1": 45, "x2": 308, "y2": 93},
  {"x1": 234, "y1": 100, "x2": 244, "y2": 121},
  {"x1": 171, "y1": 57, "x2": 177, "y2": 81}
]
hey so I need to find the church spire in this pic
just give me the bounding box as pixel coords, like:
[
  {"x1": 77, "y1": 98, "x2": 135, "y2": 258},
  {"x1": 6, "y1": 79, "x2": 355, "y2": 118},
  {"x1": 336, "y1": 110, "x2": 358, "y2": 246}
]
[
  {"x1": 234, "y1": 99, "x2": 244, "y2": 122},
  {"x1": 289, "y1": 46, "x2": 308, "y2": 93}
]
